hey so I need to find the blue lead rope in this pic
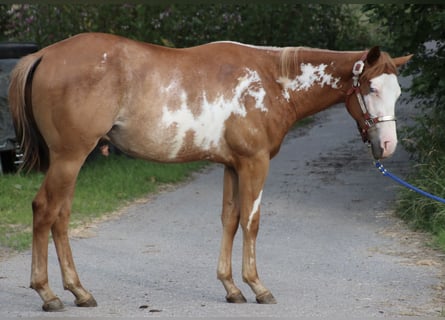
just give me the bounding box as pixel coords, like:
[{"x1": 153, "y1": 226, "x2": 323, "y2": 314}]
[{"x1": 374, "y1": 161, "x2": 445, "y2": 204}]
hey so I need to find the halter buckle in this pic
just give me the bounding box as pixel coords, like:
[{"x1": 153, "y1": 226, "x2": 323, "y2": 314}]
[
  {"x1": 353, "y1": 60, "x2": 365, "y2": 75},
  {"x1": 364, "y1": 118, "x2": 376, "y2": 128},
  {"x1": 364, "y1": 115, "x2": 397, "y2": 130},
  {"x1": 352, "y1": 60, "x2": 365, "y2": 87}
]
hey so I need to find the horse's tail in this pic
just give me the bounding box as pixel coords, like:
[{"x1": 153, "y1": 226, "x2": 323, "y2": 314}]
[{"x1": 8, "y1": 54, "x2": 48, "y2": 172}]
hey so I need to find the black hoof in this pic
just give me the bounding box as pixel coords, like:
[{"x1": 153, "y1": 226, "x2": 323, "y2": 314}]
[
  {"x1": 226, "y1": 291, "x2": 247, "y2": 303},
  {"x1": 42, "y1": 297, "x2": 64, "y2": 312},
  {"x1": 75, "y1": 295, "x2": 98, "y2": 307},
  {"x1": 256, "y1": 291, "x2": 277, "y2": 304}
]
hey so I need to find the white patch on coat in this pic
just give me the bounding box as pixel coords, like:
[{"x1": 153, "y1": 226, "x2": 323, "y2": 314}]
[
  {"x1": 277, "y1": 63, "x2": 341, "y2": 101},
  {"x1": 247, "y1": 190, "x2": 263, "y2": 231},
  {"x1": 161, "y1": 68, "x2": 267, "y2": 158},
  {"x1": 101, "y1": 53, "x2": 108, "y2": 64},
  {"x1": 249, "y1": 241, "x2": 255, "y2": 266}
]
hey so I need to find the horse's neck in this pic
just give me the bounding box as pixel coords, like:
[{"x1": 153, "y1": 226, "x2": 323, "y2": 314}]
[{"x1": 278, "y1": 48, "x2": 364, "y2": 122}]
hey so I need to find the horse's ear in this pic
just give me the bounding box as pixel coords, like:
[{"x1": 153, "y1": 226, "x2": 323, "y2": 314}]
[
  {"x1": 393, "y1": 54, "x2": 413, "y2": 67},
  {"x1": 366, "y1": 46, "x2": 381, "y2": 65}
]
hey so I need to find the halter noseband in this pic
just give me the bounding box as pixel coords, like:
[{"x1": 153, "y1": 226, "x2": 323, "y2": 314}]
[{"x1": 345, "y1": 52, "x2": 397, "y2": 143}]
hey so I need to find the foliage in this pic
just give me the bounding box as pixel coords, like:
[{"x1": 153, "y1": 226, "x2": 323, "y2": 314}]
[
  {"x1": 1, "y1": 4, "x2": 374, "y2": 50},
  {"x1": 364, "y1": 5, "x2": 445, "y2": 246}
]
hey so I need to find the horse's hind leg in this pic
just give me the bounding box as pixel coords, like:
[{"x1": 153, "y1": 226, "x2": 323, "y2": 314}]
[
  {"x1": 31, "y1": 153, "x2": 96, "y2": 311},
  {"x1": 31, "y1": 178, "x2": 64, "y2": 311},
  {"x1": 51, "y1": 193, "x2": 97, "y2": 308},
  {"x1": 217, "y1": 166, "x2": 247, "y2": 303}
]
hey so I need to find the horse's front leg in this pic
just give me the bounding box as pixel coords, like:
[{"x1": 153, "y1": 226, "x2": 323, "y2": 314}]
[
  {"x1": 217, "y1": 166, "x2": 246, "y2": 303},
  {"x1": 238, "y1": 154, "x2": 277, "y2": 304}
]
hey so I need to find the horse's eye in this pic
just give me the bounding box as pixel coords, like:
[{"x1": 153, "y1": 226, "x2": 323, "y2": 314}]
[{"x1": 369, "y1": 87, "x2": 378, "y2": 94}]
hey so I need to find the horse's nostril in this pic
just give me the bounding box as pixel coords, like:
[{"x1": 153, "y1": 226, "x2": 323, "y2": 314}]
[{"x1": 379, "y1": 140, "x2": 397, "y2": 159}]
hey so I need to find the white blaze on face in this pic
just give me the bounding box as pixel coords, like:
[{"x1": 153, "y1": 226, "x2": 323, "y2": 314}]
[
  {"x1": 161, "y1": 68, "x2": 267, "y2": 158},
  {"x1": 364, "y1": 73, "x2": 400, "y2": 158},
  {"x1": 365, "y1": 73, "x2": 400, "y2": 117},
  {"x1": 277, "y1": 63, "x2": 341, "y2": 101}
]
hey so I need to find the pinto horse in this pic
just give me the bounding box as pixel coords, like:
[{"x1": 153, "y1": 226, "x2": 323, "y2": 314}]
[{"x1": 8, "y1": 33, "x2": 411, "y2": 311}]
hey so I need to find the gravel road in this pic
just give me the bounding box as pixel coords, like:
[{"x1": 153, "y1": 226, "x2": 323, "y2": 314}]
[{"x1": 1, "y1": 94, "x2": 444, "y2": 317}]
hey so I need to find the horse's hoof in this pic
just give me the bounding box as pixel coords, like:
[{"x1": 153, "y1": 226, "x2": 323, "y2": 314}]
[
  {"x1": 42, "y1": 297, "x2": 64, "y2": 312},
  {"x1": 75, "y1": 295, "x2": 98, "y2": 308},
  {"x1": 256, "y1": 291, "x2": 277, "y2": 304},
  {"x1": 226, "y1": 291, "x2": 247, "y2": 303}
]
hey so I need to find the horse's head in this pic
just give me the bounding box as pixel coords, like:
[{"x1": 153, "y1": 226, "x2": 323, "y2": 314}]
[{"x1": 346, "y1": 47, "x2": 412, "y2": 160}]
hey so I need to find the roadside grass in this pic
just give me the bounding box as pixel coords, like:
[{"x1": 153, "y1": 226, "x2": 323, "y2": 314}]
[
  {"x1": 0, "y1": 154, "x2": 206, "y2": 252},
  {"x1": 396, "y1": 162, "x2": 445, "y2": 251},
  {"x1": 0, "y1": 172, "x2": 43, "y2": 251}
]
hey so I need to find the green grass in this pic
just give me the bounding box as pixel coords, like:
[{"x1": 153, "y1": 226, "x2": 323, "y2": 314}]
[
  {"x1": 0, "y1": 155, "x2": 206, "y2": 251},
  {"x1": 0, "y1": 172, "x2": 43, "y2": 251},
  {"x1": 396, "y1": 162, "x2": 445, "y2": 250}
]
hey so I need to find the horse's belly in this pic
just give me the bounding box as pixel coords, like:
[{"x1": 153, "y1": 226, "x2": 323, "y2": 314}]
[{"x1": 108, "y1": 117, "x2": 226, "y2": 163}]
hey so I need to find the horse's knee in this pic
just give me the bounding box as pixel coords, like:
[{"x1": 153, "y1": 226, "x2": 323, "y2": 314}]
[
  {"x1": 241, "y1": 217, "x2": 259, "y2": 236},
  {"x1": 221, "y1": 214, "x2": 239, "y2": 234}
]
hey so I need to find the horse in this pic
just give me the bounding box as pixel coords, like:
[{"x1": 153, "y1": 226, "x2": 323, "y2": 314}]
[{"x1": 8, "y1": 32, "x2": 412, "y2": 311}]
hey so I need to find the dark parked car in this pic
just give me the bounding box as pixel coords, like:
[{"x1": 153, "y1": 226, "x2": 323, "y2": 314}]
[{"x1": 0, "y1": 42, "x2": 38, "y2": 173}]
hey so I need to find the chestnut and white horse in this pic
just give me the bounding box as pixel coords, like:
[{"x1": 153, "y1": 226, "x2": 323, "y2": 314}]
[{"x1": 8, "y1": 33, "x2": 411, "y2": 311}]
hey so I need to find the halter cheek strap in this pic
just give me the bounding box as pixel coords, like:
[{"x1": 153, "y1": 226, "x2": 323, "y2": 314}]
[{"x1": 345, "y1": 53, "x2": 397, "y2": 143}]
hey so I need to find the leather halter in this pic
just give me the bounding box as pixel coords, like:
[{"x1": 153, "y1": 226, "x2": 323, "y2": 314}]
[{"x1": 345, "y1": 52, "x2": 397, "y2": 143}]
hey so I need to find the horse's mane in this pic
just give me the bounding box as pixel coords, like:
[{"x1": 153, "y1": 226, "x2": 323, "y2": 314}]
[
  {"x1": 280, "y1": 47, "x2": 399, "y2": 82},
  {"x1": 279, "y1": 47, "x2": 339, "y2": 78},
  {"x1": 279, "y1": 47, "x2": 306, "y2": 78}
]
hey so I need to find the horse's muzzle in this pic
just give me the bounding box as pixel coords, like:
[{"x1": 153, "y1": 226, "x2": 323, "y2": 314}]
[{"x1": 370, "y1": 138, "x2": 397, "y2": 160}]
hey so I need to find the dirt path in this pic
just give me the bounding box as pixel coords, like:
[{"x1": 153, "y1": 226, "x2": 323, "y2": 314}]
[{"x1": 1, "y1": 100, "x2": 444, "y2": 317}]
